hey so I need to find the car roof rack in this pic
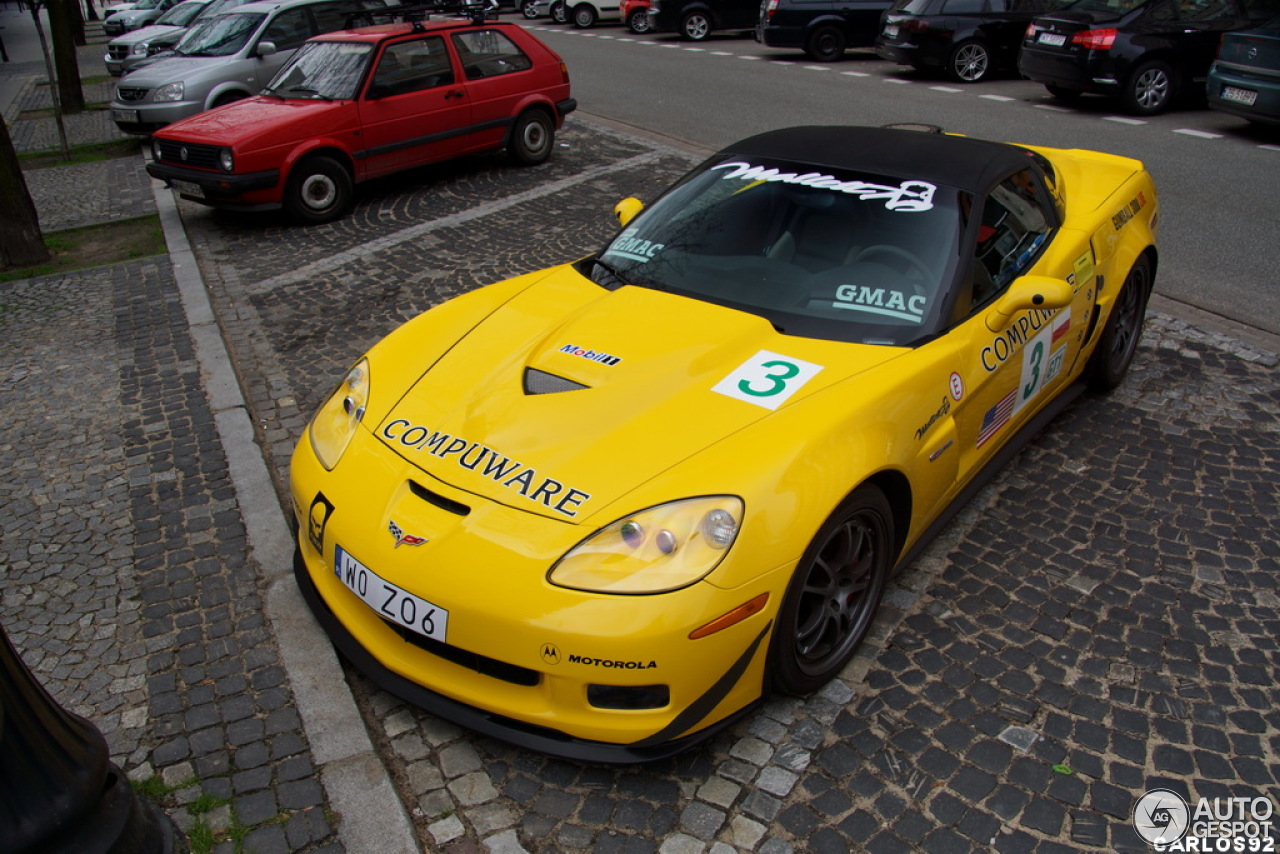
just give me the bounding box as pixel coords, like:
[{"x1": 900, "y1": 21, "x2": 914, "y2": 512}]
[{"x1": 345, "y1": 0, "x2": 498, "y2": 30}]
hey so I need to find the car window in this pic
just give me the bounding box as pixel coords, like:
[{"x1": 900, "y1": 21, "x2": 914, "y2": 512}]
[
  {"x1": 451, "y1": 30, "x2": 534, "y2": 80},
  {"x1": 175, "y1": 11, "x2": 265, "y2": 56},
  {"x1": 942, "y1": 0, "x2": 987, "y2": 12},
  {"x1": 261, "y1": 7, "x2": 314, "y2": 51},
  {"x1": 970, "y1": 170, "x2": 1053, "y2": 308},
  {"x1": 155, "y1": 1, "x2": 208, "y2": 27},
  {"x1": 593, "y1": 156, "x2": 963, "y2": 346},
  {"x1": 368, "y1": 36, "x2": 455, "y2": 97},
  {"x1": 1178, "y1": 0, "x2": 1236, "y2": 19}
]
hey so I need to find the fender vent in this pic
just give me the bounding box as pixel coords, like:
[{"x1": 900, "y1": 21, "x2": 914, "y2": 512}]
[{"x1": 524, "y1": 368, "x2": 588, "y2": 395}]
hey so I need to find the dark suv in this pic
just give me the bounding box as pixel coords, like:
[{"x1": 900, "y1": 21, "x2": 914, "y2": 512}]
[
  {"x1": 876, "y1": 0, "x2": 1066, "y2": 81},
  {"x1": 1018, "y1": 0, "x2": 1265, "y2": 114},
  {"x1": 756, "y1": 0, "x2": 894, "y2": 60},
  {"x1": 648, "y1": 0, "x2": 759, "y2": 38}
]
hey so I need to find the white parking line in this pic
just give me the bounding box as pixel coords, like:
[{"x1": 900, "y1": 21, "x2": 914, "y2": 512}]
[
  {"x1": 738, "y1": 55, "x2": 760, "y2": 60},
  {"x1": 1105, "y1": 116, "x2": 1147, "y2": 125},
  {"x1": 842, "y1": 71, "x2": 870, "y2": 77},
  {"x1": 1174, "y1": 128, "x2": 1223, "y2": 139},
  {"x1": 1034, "y1": 104, "x2": 1072, "y2": 112},
  {"x1": 884, "y1": 78, "x2": 910, "y2": 84},
  {"x1": 980, "y1": 94, "x2": 1015, "y2": 101},
  {"x1": 803, "y1": 65, "x2": 833, "y2": 71},
  {"x1": 930, "y1": 86, "x2": 962, "y2": 93},
  {"x1": 1261, "y1": 144, "x2": 1280, "y2": 152},
  {"x1": 711, "y1": 50, "x2": 733, "y2": 55}
]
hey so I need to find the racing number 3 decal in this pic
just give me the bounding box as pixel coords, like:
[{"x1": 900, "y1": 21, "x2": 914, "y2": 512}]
[{"x1": 713, "y1": 350, "x2": 824, "y2": 410}]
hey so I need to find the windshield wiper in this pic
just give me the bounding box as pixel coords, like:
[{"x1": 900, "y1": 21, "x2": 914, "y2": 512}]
[
  {"x1": 591, "y1": 257, "x2": 633, "y2": 289},
  {"x1": 279, "y1": 85, "x2": 331, "y2": 100}
]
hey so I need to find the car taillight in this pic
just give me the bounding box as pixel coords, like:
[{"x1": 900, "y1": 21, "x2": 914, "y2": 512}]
[
  {"x1": 903, "y1": 18, "x2": 928, "y2": 32},
  {"x1": 765, "y1": 0, "x2": 777, "y2": 20},
  {"x1": 560, "y1": 60, "x2": 569, "y2": 84},
  {"x1": 1071, "y1": 27, "x2": 1116, "y2": 49}
]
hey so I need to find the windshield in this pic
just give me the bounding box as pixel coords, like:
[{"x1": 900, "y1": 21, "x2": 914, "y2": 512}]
[
  {"x1": 593, "y1": 156, "x2": 962, "y2": 346},
  {"x1": 264, "y1": 41, "x2": 374, "y2": 100},
  {"x1": 130, "y1": 0, "x2": 164, "y2": 10},
  {"x1": 175, "y1": 11, "x2": 264, "y2": 56},
  {"x1": 156, "y1": 0, "x2": 208, "y2": 26}
]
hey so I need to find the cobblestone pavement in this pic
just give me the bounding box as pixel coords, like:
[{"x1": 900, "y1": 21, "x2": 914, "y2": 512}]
[{"x1": 174, "y1": 114, "x2": 1280, "y2": 853}]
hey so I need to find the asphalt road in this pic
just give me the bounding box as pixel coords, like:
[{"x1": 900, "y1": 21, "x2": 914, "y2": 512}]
[{"x1": 523, "y1": 22, "x2": 1280, "y2": 337}]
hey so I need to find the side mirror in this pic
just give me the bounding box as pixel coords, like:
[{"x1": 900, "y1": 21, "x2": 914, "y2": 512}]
[
  {"x1": 255, "y1": 40, "x2": 277, "y2": 58},
  {"x1": 985, "y1": 275, "x2": 1073, "y2": 332},
  {"x1": 613, "y1": 197, "x2": 643, "y2": 227}
]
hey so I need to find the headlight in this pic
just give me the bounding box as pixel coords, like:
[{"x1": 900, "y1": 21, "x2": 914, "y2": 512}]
[
  {"x1": 549, "y1": 496, "x2": 743, "y2": 594},
  {"x1": 309, "y1": 359, "x2": 369, "y2": 470},
  {"x1": 218, "y1": 148, "x2": 233, "y2": 172},
  {"x1": 151, "y1": 137, "x2": 162, "y2": 161},
  {"x1": 153, "y1": 81, "x2": 184, "y2": 102},
  {"x1": 132, "y1": 42, "x2": 150, "y2": 56}
]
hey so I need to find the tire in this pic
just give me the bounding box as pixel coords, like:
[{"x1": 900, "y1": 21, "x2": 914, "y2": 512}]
[
  {"x1": 571, "y1": 3, "x2": 596, "y2": 27},
  {"x1": 946, "y1": 39, "x2": 990, "y2": 83},
  {"x1": 626, "y1": 8, "x2": 651, "y2": 33},
  {"x1": 1086, "y1": 255, "x2": 1151, "y2": 391},
  {"x1": 803, "y1": 24, "x2": 845, "y2": 62},
  {"x1": 769, "y1": 485, "x2": 894, "y2": 695},
  {"x1": 680, "y1": 9, "x2": 711, "y2": 40},
  {"x1": 283, "y1": 155, "x2": 353, "y2": 225},
  {"x1": 508, "y1": 109, "x2": 554, "y2": 166},
  {"x1": 1122, "y1": 60, "x2": 1175, "y2": 115},
  {"x1": 550, "y1": 0, "x2": 568, "y2": 23},
  {"x1": 521, "y1": 0, "x2": 540, "y2": 18},
  {"x1": 1045, "y1": 83, "x2": 1082, "y2": 102}
]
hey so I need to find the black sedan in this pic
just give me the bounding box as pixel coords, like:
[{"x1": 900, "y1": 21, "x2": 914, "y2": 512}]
[
  {"x1": 1018, "y1": 0, "x2": 1261, "y2": 115},
  {"x1": 877, "y1": 0, "x2": 1068, "y2": 83}
]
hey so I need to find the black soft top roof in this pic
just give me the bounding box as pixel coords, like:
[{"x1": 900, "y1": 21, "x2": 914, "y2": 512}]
[{"x1": 720, "y1": 126, "x2": 1037, "y2": 196}]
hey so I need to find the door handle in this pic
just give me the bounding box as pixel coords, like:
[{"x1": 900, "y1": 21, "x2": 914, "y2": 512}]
[{"x1": 445, "y1": 89, "x2": 465, "y2": 99}]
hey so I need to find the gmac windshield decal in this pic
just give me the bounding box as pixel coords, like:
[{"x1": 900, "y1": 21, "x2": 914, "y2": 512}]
[{"x1": 709, "y1": 161, "x2": 936, "y2": 212}]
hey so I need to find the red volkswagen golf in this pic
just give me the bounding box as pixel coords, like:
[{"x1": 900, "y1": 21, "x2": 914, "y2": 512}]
[{"x1": 146, "y1": 10, "x2": 576, "y2": 223}]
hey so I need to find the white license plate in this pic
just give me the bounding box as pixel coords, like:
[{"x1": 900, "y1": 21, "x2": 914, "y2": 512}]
[
  {"x1": 1037, "y1": 32, "x2": 1066, "y2": 46},
  {"x1": 111, "y1": 108, "x2": 139, "y2": 123},
  {"x1": 884, "y1": 23, "x2": 899, "y2": 37},
  {"x1": 1222, "y1": 86, "x2": 1257, "y2": 106},
  {"x1": 171, "y1": 179, "x2": 205, "y2": 199},
  {"x1": 335, "y1": 545, "x2": 449, "y2": 642}
]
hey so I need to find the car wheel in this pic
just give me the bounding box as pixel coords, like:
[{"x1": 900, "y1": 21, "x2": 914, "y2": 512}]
[
  {"x1": 1086, "y1": 255, "x2": 1151, "y2": 391},
  {"x1": 947, "y1": 39, "x2": 989, "y2": 83},
  {"x1": 626, "y1": 8, "x2": 651, "y2": 32},
  {"x1": 571, "y1": 3, "x2": 597, "y2": 26},
  {"x1": 769, "y1": 485, "x2": 894, "y2": 695},
  {"x1": 550, "y1": 1, "x2": 568, "y2": 23},
  {"x1": 1123, "y1": 60, "x2": 1176, "y2": 115},
  {"x1": 283, "y1": 155, "x2": 353, "y2": 225},
  {"x1": 680, "y1": 10, "x2": 711, "y2": 40},
  {"x1": 521, "y1": 0, "x2": 540, "y2": 17},
  {"x1": 1045, "y1": 83, "x2": 1082, "y2": 102},
  {"x1": 803, "y1": 24, "x2": 845, "y2": 62},
  {"x1": 508, "y1": 109, "x2": 555, "y2": 166}
]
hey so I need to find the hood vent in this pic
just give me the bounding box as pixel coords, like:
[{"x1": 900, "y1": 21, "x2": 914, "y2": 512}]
[{"x1": 524, "y1": 368, "x2": 588, "y2": 395}]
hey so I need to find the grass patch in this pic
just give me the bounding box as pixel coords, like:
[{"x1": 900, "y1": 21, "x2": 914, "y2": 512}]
[
  {"x1": 20, "y1": 137, "x2": 144, "y2": 169},
  {"x1": 0, "y1": 215, "x2": 165, "y2": 283}
]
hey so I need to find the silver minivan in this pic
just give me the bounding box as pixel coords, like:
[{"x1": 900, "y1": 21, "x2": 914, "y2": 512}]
[
  {"x1": 109, "y1": 0, "x2": 387, "y2": 135},
  {"x1": 104, "y1": 0, "x2": 211, "y2": 76}
]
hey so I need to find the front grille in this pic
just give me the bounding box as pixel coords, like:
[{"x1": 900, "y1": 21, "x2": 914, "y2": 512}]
[
  {"x1": 154, "y1": 139, "x2": 221, "y2": 170},
  {"x1": 108, "y1": 45, "x2": 129, "y2": 60},
  {"x1": 384, "y1": 620, "x2": 541, "y2": 687},
  {"x1": 116, "y1": 86, "x2": 149, "y2": 101}
]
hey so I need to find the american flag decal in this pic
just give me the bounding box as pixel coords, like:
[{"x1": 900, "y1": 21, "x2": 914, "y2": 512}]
[{"x1": 977, "y1": 390, "x2": 1016, "y2": 448}]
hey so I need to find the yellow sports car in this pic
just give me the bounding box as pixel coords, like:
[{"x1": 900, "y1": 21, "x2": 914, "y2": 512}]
[{"x1": 291, "y1": 125, "x2": 1159, "y2": 762}]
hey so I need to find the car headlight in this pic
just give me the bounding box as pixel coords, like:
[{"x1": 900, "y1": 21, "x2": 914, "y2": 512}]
[
  {"x1": 549, "y1": 496, "x2": 743, "y2": 594},
  {"x1": 132, "y1": 42, "x2": 150, "y2": 55},
  {"x1": 218, "y1": 147, "x2": 233, "y2": 172},
  {"x1": 153, "y1": 81, "x2": 184, "y2": 102},
  {"x1": 309, "y1": 359, "x2": 369, "y2": 470}
]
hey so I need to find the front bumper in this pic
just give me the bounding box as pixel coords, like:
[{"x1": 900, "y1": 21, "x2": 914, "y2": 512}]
[
  {"x1": 289, "y1": 423, "x2": 781, "y2": 759},
  {"x1": 109, "y1": 98, "x2": 204, "y2": 135},
  {"x1": 146, "y1": 160, "x2": 281, "y2": 207}
]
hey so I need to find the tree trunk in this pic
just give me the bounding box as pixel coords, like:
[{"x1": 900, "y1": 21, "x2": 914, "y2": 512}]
[
  {"x1": 72, "y1": 0, "x2": 87, "y2": 47},
  {"x1": 48, "y1": 0, "x2": 86, "y2": 115},
  {"x1": 0, "y1": 119, "x2": 51, "y2": 270}
]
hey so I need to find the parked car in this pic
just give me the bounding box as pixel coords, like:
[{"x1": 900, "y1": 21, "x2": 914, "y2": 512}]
[
  {"x1": 1207, "y1": 15, "x2": 1280, "y2": 124},
  {"x1": 287, "y1": 124, "x2": 1158, "y2": 760},
  {"x1": 622, "y1": 0, "x2": 652, "y2": 30},
  {"x1": 560, "y1": 0, "x2": 623, "y2": 27},
  {"x1": 105, "y1": 0, "x2": 210, "y2": 76},
  {"x1": 876, "y1": 0, "x2": 1066, "y2": 81},
  {"x1": 146, "y1": 15, "x2": 575, "y2": 222},
  {"x1": 109, "y1": 0, "x2": 389, "y2": 134},
  {"x1": 756, "y1": 0, "x2": 894, "y2": 61},
  {"x1": 648, "y1": 0, "x2": 757, "y2": 39},
  {"x1": 1018, "y1": 0, "x2": 1263, "y2": 115},
  {"x1": 103, "y1": 0, "x2": 181, "y2": 35}
]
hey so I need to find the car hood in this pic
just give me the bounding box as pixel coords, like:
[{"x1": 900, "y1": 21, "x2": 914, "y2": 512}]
[
  {"x1": 155, "y1": 96, "x2": 348, "y2": 144},
  {"x1": 374, "y1": 272, "x2": 904, "y2": 523},
  {"x1": 117, "y1": 54, "x2": 230, "y2": 87},
  {"x1": 111, "y1": 23, "x2": 182, "y2": 46}
]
